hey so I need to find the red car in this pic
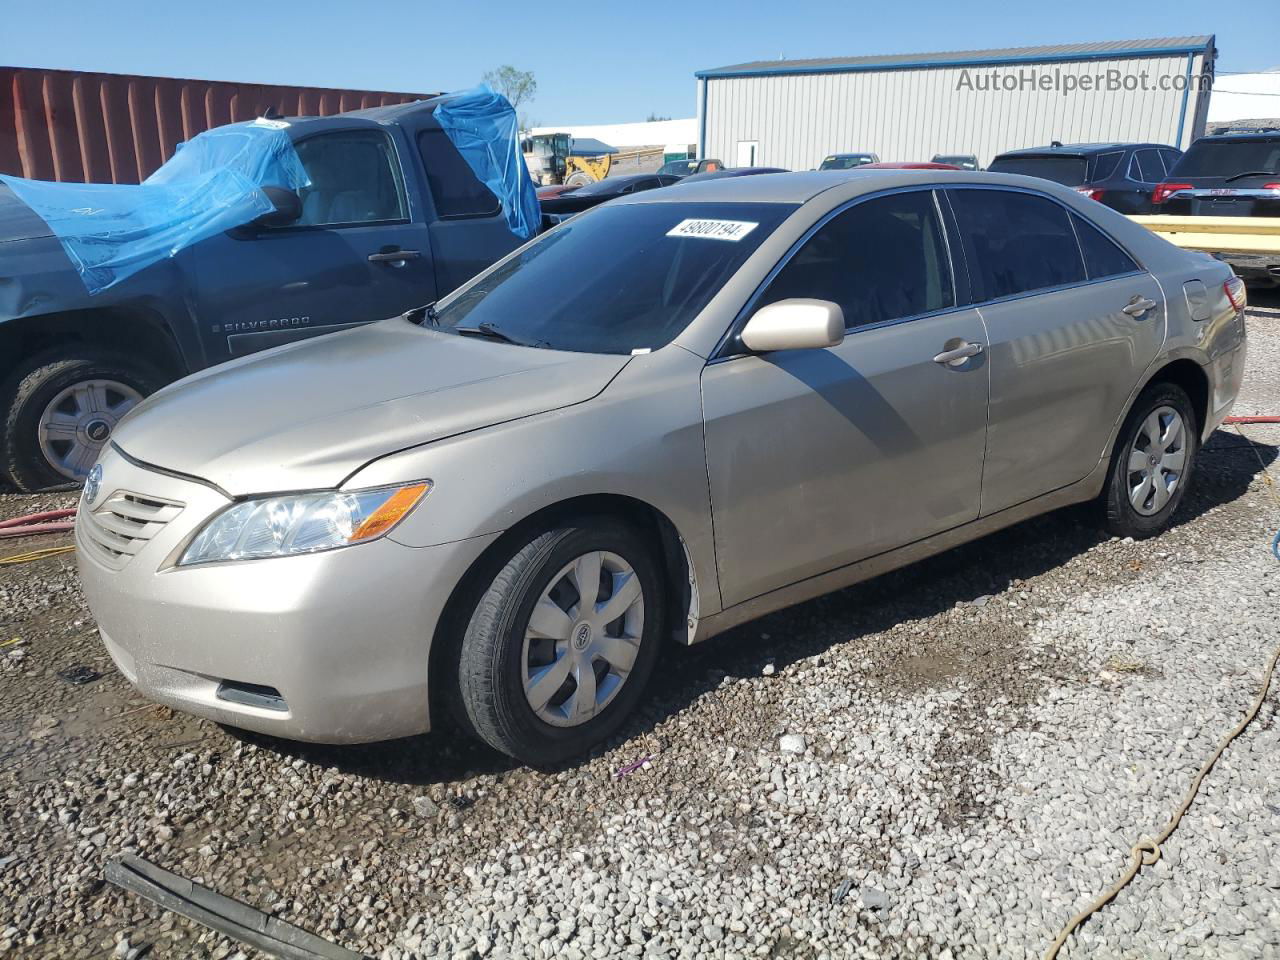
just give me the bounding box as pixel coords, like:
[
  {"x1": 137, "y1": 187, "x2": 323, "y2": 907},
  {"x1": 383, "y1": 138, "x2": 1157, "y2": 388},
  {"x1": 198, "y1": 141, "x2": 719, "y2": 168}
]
[{"x1": 859, "y1": 161, "x2": 962, "y2": 170}]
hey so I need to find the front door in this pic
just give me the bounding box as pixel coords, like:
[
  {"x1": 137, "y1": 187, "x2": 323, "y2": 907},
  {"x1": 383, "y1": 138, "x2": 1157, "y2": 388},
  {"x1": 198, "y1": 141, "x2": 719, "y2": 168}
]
[
  {"x1": 702, "y1": 189, "x2": 990, "y2": 608},
  {"x1": 946, "y1": 186, "x2": 1167, "y2": 515},
  {"x1": 192, "y1": 127, "x2": 435, "y2": 364}
]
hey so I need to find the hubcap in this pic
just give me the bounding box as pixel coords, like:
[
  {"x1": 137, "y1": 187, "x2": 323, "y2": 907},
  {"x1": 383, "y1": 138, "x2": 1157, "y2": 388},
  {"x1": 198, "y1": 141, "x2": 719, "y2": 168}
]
[
  {"x1": 521, "y1": 550, "x2": 644, "y2": 728},
  {"x1": 37, "y1": 380, "x2": 143, "y2": 481},
  {"x1": 1127, "y1": 405, "x2": 1186, "y2": 516}
]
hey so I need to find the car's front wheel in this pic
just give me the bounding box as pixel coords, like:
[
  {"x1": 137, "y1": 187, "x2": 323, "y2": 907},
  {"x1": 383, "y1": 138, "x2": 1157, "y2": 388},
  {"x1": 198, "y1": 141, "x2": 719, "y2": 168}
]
[
  {"x1": 457, "y1": 518, "x2": 664, "y2": 765},
  {"x1": 1102, "y1": 380, "x2": 1199, "y2": 539}
]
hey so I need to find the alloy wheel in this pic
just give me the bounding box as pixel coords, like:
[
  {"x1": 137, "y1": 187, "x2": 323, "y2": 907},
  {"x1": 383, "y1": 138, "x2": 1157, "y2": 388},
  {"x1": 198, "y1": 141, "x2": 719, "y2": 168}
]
[{"x1": 36, "y1": 379, "x2": 143, "y2": 481}]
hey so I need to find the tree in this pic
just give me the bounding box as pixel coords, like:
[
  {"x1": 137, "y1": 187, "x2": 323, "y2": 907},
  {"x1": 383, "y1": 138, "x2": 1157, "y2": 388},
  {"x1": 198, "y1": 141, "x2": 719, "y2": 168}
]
[{"x1": 483, "y1": 66, "x2": 537, "y2": 112}]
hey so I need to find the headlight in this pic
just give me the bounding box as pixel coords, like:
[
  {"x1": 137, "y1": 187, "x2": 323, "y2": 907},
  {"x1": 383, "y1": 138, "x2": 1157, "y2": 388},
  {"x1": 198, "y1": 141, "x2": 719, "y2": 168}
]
[{"x1": 179, "y1": 481, "x2": 431, "y2": 565}]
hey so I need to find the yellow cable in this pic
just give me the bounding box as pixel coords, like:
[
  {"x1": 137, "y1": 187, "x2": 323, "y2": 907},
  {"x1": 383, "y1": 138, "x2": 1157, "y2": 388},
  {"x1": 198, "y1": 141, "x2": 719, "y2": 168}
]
[{"x1": 0, "y1": 544, "x2": 76, "y2": 565}]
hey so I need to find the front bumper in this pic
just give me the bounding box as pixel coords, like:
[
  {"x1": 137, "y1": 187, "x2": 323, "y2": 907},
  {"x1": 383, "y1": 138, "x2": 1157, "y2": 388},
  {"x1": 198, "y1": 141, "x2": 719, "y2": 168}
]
[{"x1": 76, "y1": 446, "x2": 498, "y2": 743}]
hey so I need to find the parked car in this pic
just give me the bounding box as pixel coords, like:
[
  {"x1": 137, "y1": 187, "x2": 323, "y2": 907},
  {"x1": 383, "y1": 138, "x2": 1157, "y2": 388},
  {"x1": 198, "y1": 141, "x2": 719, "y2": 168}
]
[
  {"x1": 0, "y1": 97, "x2": 529, "y2": 491},
  {"x1": 538, "y1": 173, "x2": 681, "y2": 216},
  {"x1": 932, "y1": 154, "x2": 980, "y2": 171},
  {"x1": 861, "y1": 162, "x2": 961, "y2": 170},
  {"x1": 656, "y1": 158, "x2": 724, "y2": 178},
  {"x1": 676, "y1": 166, "x2": 789, "y2": 183},
  {"x1": 819, "y1": 153, "x2": 879, "y2": 170},
  {"x1": 1153, "y1": 129, "x2": 1280, "y2": 286},
  {"x1": 987, "y1": 142, "x2": 1181, "y2": 214},
  {"x1": 78, "y1": 170, "x2": 1246, "y2": 765},
  {"x1": 537, "y1": 184, "x2": 581, "y2": 200}
]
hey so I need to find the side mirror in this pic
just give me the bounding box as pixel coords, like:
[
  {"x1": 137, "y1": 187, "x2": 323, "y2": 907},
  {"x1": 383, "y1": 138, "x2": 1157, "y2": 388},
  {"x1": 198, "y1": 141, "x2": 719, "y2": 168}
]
[
  {"x1": 255, "y1": 186, "x2": 303, "y2": 227},
  {"x1": 741, "y1": 298, "x2": 845, "y2": 352}
]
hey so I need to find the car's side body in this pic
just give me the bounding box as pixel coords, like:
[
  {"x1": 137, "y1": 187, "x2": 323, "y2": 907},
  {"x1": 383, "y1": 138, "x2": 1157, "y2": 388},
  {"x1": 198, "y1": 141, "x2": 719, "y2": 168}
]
[{"x1": 78, "y1": 170, "x2": 1246, "y2": 745}]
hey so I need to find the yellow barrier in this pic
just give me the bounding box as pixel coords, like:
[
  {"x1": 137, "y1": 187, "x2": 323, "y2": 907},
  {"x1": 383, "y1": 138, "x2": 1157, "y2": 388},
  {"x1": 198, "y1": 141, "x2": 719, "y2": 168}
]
[{"x1": 1130, "y1": 215, "x2": 1280, "y2": 256}]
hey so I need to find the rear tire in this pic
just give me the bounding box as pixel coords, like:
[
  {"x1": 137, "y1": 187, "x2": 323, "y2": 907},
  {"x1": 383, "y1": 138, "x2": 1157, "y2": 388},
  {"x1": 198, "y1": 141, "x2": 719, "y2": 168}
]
[
  {"x1": 0, "y1": 348, "x2": 166, "y2": 492},
  {"x1": 1102, "y1": 381, "x2": 1199, "y2": 539},
  {"x1": 457, "y1": 517, "x2": 664, "y2": 766}
]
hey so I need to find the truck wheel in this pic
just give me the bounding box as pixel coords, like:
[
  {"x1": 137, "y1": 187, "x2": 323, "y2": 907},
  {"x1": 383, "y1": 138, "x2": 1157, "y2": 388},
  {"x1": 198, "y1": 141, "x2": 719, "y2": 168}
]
[
  {"x1": 1, "y1": 348, "x2": 166, "y2": 492},
  {"x1": 457, "y1": 517, "x2": 664, "y2": 766}
]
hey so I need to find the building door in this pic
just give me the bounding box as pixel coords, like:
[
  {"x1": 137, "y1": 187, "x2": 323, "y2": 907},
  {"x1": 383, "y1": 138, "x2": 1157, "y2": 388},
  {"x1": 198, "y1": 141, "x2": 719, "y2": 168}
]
[{"x1": 736, "y1": 140, "x2": 759, "y2": 167}]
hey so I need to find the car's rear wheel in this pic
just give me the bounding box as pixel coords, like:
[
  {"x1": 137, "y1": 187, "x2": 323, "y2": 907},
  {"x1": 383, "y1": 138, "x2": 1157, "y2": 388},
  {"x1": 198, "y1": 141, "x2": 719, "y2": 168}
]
[
  {"x1": 1, "y1": 348, "x2": 166, "y2": 492},
  {"x1": 1102, "y1": 381, "x2": 1198, "y2": 539},
  {"x1": 457, "y1": 518, "x2": 664, "y2": 765}
]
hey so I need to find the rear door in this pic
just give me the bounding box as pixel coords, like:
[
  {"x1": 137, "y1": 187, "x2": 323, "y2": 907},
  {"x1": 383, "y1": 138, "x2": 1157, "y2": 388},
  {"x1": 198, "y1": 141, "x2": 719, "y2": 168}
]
[
  {"x1": 192, "y1": 126, "x2": 435, "y2": 363},
  {"x1": 701, "y1": 189, "x2": 990, "y2": 606},
  {"x1": 947, "y1": 186, "x2": 1165, "y2": 515},
  {"x1": 415, "y1": 128, "x2": 524, "y2": 296}
]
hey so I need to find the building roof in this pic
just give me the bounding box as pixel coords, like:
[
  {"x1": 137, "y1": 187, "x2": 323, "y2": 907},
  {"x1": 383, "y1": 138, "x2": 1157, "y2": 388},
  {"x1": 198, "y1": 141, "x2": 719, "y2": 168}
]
[{"x1": 696, "y1": 36, "x2": 1214, "y2": 79}]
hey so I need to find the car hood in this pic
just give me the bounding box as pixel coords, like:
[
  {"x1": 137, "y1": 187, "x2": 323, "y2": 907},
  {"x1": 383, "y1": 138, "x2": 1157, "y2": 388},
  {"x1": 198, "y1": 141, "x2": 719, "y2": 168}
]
[
  {"x1": 113, "y1": 318, "x2": 630, "y2": 496},
  {"x1": 0, "y1": 182, "x2": 55, "y2": 243}
]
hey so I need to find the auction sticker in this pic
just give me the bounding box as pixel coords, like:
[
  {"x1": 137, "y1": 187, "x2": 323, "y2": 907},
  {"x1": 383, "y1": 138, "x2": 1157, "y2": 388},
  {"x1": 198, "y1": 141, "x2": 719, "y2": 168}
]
[{"x1": 667, "y1": 219, "x2": 759, "y2": 241}]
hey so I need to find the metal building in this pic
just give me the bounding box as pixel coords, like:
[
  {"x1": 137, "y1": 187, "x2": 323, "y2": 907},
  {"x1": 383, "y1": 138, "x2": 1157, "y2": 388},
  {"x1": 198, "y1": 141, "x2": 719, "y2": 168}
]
[{"x1": 696, "y1": 36, "x2": 1215, "y2": 170}]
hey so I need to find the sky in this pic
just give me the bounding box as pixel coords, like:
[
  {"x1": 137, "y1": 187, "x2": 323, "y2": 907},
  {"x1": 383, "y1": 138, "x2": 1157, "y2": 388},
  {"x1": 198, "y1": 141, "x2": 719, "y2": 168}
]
[{"x1": 2, "y1": 1, "x2": 1276, "y2": 125}]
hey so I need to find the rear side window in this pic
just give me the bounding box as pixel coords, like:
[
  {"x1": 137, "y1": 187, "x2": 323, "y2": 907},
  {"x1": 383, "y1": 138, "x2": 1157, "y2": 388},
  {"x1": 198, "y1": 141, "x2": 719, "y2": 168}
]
[
  {"x1": 1071, "y1": 213, "x2": 1140, "y2": 280},
  {"x1": 1160, "y1": 149, "x2": 1182, "y2": 174},
  {"x1": 760, "y1": 190, "x2": 954, "y2": 329},
  {"x1": 1091, "y1": 151, "x2": 1124, "y2": 181},
  {"x1": 1133, "y1": 149, "x2": 1166, "y2": 183},
  {"x1": 949, "y1": 189, "x2": 1086, "y2": 300},
  {"x1": 418, "y1": 129, "x2": 501, "y2": 218}
]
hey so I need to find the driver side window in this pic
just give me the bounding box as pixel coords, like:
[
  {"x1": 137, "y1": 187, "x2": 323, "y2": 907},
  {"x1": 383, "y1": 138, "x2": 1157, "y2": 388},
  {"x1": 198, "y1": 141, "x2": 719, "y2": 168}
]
[
  {"x1": 759, "y1": 190, "x2": 955, "y2": 330},
  {"x1": 291, "y1": 130, "x2": 408, "y2": 227}
]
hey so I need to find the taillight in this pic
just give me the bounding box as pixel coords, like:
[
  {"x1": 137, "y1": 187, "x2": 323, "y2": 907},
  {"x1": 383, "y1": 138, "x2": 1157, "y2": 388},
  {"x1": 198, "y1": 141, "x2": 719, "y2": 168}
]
[
  {"x1": 1224, "y1": 276, "x2": 1247, "y2": 312},
  {"x1": 1265, "y1": 182, "x2": 1280, "y2": 192},
  {"x1": 1152, "y1": 182, "x2": 1192, "y2": 205},
  {"x1": 1074, "y1": 186, "x2": 1105, "y2": 202}
]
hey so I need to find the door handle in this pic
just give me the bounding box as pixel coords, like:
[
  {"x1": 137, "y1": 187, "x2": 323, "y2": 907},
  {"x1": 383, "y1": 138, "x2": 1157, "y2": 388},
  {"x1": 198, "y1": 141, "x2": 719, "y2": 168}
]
[
  {"x1": 1122, "y1": 296, "x2": 1157, "y2": 317},
  {"x1": 368, "y1": 249, "x2": 421, "y2": 264},
  {"x1": 933, "y1": 341, "x2": 984, "y2": 366}
]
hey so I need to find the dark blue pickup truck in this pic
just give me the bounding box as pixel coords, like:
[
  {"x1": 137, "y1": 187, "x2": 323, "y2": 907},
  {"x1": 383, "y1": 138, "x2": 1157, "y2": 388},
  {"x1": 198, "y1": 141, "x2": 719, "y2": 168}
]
[{"x1": 0, "y1": 95, "x2": 526, "y2": 490}]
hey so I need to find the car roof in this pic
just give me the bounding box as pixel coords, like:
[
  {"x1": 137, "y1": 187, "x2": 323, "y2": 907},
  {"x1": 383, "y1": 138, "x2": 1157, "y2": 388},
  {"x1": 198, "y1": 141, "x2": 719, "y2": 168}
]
[
  {"x1": 622, "y1": 168, "x2": 1072, "y2": 205},
  {"x1": 1194, "y1": 131, "x2": 1280, "y2": 142},
  {"x1": 994, "y1": 142, "x2": 1171, "y2": 158}
]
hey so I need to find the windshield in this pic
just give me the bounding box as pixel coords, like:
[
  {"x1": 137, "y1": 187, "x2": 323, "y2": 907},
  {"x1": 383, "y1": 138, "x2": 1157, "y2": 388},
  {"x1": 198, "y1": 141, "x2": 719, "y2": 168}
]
[
  {"x1": 434, "y1": 201, "x2": 791, "y2": 354},
  {"x1": 819, "y1": 155, "x2": 872, "y2": 170},
  {"x1": 934, "y1": 155, "x2": 977, "y2": 170},
  {"x1": 1169, "y1": 138, "x2": 1280, "y2": 179},
  {"x1": 659, "y1": 160, "x2": 697, "y2": 176},
  {"x1": 987, "y1": 155, "x2": 1088, "y2": 186}
]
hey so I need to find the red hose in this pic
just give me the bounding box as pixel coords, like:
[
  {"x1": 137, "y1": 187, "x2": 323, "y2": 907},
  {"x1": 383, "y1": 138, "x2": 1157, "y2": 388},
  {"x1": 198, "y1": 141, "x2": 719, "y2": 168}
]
[
  {"x1": 0, "y1": 508, "x2": 77, "y2": 539},
  {"x1": 0, "y1": 508, "x2": 76, "y2": 529},
  {"x1": 1224, "y1": 416, "x2": 1280, "y2": 424}
]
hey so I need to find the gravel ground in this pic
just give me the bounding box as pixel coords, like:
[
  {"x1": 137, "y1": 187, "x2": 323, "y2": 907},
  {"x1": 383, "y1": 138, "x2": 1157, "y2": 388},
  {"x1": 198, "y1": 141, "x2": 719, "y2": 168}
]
[{"x1": 2, "y1": 293, "x2": 1279, "y2": 960}]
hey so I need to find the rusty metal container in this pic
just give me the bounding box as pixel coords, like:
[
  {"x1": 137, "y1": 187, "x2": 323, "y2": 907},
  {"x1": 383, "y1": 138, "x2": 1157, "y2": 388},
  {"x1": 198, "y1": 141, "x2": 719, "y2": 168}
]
[{"x1": 0, "y1": 66, "x2": 433, "y2": 184}]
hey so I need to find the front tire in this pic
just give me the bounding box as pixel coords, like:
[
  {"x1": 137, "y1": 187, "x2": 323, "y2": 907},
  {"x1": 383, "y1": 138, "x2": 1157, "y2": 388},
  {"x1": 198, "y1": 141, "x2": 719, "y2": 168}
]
[
  {"x1": 457, "y1": 518, "x2": 664, "y2": 766},
  {"x1": 1, "y1": 348, "x2": 166, "y2": 492},
  {"x1": 1102, "y1": 381, "x2": 1199, "y2": 539}
]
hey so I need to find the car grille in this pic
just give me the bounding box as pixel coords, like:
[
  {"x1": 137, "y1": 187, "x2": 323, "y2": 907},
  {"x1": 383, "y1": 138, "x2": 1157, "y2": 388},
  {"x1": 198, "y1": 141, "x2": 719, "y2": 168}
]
[{"x1": 79, "y1": 491, "x2": 184, "y2": 570}]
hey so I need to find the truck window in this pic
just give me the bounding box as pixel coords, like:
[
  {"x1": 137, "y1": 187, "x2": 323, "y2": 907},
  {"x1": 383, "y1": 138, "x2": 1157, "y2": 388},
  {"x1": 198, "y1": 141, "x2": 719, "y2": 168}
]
[
  {"x1": 292, "y1": 130, "x2": 408, "y2": 227},
  {"x1": 418, "y1": 129, "x2": 502, "y2": 219}
]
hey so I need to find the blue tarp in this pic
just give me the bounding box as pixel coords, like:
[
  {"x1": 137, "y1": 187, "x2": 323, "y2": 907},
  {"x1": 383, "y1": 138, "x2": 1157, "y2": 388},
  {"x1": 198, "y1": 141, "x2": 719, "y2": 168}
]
[
  {"x1": 0, "y1": 120, "x2": 308, "y2": 294},
  {"x1": 434, "y1": 85, "x2": 541, "y2": 241}
]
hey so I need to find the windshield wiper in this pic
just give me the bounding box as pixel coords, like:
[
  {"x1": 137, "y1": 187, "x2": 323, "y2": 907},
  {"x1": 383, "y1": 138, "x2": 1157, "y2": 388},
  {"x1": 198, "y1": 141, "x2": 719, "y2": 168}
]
[
  {"x1": 455, "y1": 321, "x2": 535, "y2": 347},
  {"x1": 1224, "y1": 169, "x2": 1280, "y2": 183}
]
